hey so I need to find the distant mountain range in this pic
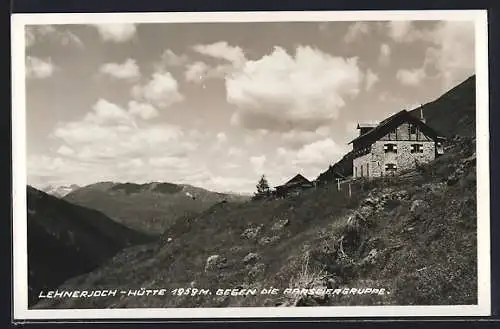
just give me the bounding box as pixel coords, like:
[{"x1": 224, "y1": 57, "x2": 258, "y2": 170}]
[
  {"x1": 63, "y1": 182, "x2": 250, "y2": 235},
  {"x1": 27, "y1": 186, "x2": 153, "y2": 306},
  {"x1": 41, "y1": 184, "x2": 80, "y2": 198}
]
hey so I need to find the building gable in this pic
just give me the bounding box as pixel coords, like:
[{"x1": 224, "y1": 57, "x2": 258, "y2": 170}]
[
  {"x1": 349, "y1": 110, "x2": 443, "y2": 149},
  {"x1": 284, "y1": 174, "x2": 311, "y2": 186}
]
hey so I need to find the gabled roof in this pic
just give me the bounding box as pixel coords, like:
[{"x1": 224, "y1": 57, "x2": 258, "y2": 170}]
[
  {"x1": 348, "y1": 110, "x2": 443, "y2": 145},
  {"x1": 285, "y1": 174, "x2": 311, "y2": 185},
  {"x1": 275, "y1": 174, "x2": 312, "y2": 189}
]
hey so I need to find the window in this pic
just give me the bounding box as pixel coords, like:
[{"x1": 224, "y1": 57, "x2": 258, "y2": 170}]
[
  {"x1": 366, "y1": 163, "x2": 369, "y2": 177},
  {"x1": 355, "y1": 166, "x2": 357, "y2": 178},
  {"x1": 409, "y1": 124, "x2": 417, "y2": 134},
  {"x1": 410, "y1": 143, "x2": 424, "y2": 153},
  {"x1": 385, "y1": 163, "x2": 397, "y2": 171},
  {"x1": 436, "y1": 141, "x2": 444, "y2": 155},
  {"x1": 384, "y1": 143, "x2": 397, "y2": 153}
]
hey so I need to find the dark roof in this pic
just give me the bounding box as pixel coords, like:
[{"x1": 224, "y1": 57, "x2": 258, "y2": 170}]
[
  {"x1": 348, "y1": 109, "x2": 443, "y2": 145},
  {"x1": 275, "y1": 174, "x2": 311, "y2": 189}
]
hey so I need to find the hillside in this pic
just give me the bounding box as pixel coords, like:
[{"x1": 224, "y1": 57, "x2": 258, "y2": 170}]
[
  {"x1": 33, "y1": 136, "x2": 477, "y2": 309},
  {"x1": 27, "y1": 186, "x2": 154, "y2": 307},
  {"x1": 63, "y1": 182, "x2": 250, "y2": 235},
  {"x1": 410, "y1": 75, "x2": 476, "y2": 138}
]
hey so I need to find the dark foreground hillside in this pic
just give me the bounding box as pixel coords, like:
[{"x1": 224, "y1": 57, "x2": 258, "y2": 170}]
[
  {"x1": 34, "y1": 136, "x2": 477, "y2": 309},
  {"x1": 27, "y1": 187, "x2": 154, "y2": 307},
  {"x1": 64, "y1": 182, "x2": 249, "y2": 235}
]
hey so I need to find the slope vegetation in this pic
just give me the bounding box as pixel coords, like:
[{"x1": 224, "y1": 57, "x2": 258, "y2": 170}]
[
  {"x1": 27, "y1": 186, "x2": 153, "y2": 306},
  {"x1": 63, "y1": 182, "x2": 249, "y2": 235},
  {"x1": 34, "y1": 136, "x2": 477, "y2": 309}
]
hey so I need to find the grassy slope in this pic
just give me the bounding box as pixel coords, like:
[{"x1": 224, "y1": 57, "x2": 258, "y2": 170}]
[
  {"x1": 34, "y1": 137, "x2": 477, "y2": 309},
  {"x1": 63, "y1": 182, "x2": 249, "y2": 235},
  {"x1": 27, "y1": 186, "x2": 154, "y2": 306}
]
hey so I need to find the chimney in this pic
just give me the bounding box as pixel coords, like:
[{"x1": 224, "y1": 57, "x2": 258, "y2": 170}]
[{"x1": 420, "y1": 107, "x2": 426, "y2": 124}]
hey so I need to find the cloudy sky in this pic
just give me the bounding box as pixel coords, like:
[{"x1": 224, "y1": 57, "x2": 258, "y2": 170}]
[{"x1": 24, "y1": 20, "x2": 475, "y2": 193}]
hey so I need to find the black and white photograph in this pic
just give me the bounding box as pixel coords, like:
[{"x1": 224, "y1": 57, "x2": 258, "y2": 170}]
[{"x1": 11, "y1": 10, "x2": 490, "y2": 320}]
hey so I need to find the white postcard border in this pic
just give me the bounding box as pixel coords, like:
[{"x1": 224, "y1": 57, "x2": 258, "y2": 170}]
[{"x1": 11, "y1": 9, "x2": 490, "y2": 320}]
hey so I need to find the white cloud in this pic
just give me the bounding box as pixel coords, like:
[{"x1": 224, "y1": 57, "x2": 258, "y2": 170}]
[
  {"x1": 424, "y1": 21, "x2": 475, "y2": 89},
  {"x1": 160, "y1": 49, "x2": 189, "y2": 67},
  {"x1": 391, "y1": 21, "x2": 474, "y2": 89},
  {"x1": 378, "y1": 43, "x2": 391, "y2": 65},
  {"x1": 25, "y1": 25, "x2": 84, "y2": 48},
  {"x1": 185, "y1": 61, "x2": 210, "y2": 83},
  {"x1": 344, "y1": 22, "x2": 370, "y2": 43},
  {"x1": 84, "y1": 99, "x2": 135, "y2": 126},
  {"x1": 131, "y1": 71, "x2": 184, "y2": 108},
  {"x1": 199, "y1": 176, "x2": 256, "y2": 194},
  {"x1": 268, "y1": 138, "x2": 348, "y2": 185},
  {"x1": 92, "y1": 24, "x2": 137, "y2": 43},
  {"x1": 280, "y1": 126, "x2": 332, "y2": 149},
  {"x1": 216, "y1": 132, "x2": 228, "y2": 143},
  {"x1": 56, "y1": 145, "x2": 75, "y2": 156},
  {"x1": 291, "y1": 138, "x2": 347, "y2": 167},
  {"x1": 365, "y1": 69, "x2": 379, "y2": 90},
  {"x1": 396, "y1": 67, "x2": 427, "y2": 86},
  {"x1": 387, "y1": 21, "x2": 422, "y2": 43},
  {"x1": 226, "y1": 46, "x2": 363, "y2": 132},
  {"x1": 26, "y1": 56, "x2": 55, "y2": 79},
  {"x1": 192, "y1": 41, "x2": 246, "y2": 65},
  {"x1": 99, "y1": 58, "x2": 140, "y2": 80},
  {"x1": 127, "y1": 100, "x2": 159, "y2": 120}
]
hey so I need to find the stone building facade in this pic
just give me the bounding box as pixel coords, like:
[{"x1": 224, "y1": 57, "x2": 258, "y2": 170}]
[{"x1": 350, "y1": 110, "x2": 444, "y2": 178}]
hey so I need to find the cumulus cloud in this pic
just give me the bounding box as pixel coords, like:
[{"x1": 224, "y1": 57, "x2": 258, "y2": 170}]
[
  {"x1": 393, "y1": 21, "x2": 475, "y2": 89},
  {"x1": 26, "y1": 56, "x2": 55, "y2": 79},
  {"x1": 84, "y1": 99, "x2": 135, "y2": 127},
  {"x1": 365, "y1": 69, "x2": 379, "y2": 90},
  {"x1": 198, "y1": 176, "x2": 256, "y2": 194},
  {"x1": 226, "y1": 46, "x2": 363, "y2": 132},
  {"x1": 396, "y1": 67, "x2": 427, "y2": 86},
  {"x1": 127, "y1": 100, "x2": 159, "y2": 120},
  {"x1": 99, "y1": 58, "x2": 140, "y2": 80},
  {"x1": 216, "y1": 132, "x2": 228, "y2": 143},
  {"x1": 290, "y1": 138, "x2": 347, "y2": 167},
  {"x1": 267, "y1": 138, "x2": 348, "y2": 185},
  {"x1": 25, "y1": 25, "x2": 84, "y2": 48},
  {"x1": 160, "y1": 49, "x2": 190, "y2": 67},
  {"x1": 193, "y1": 41, "x2": 246, "y2": 65},
  {"x1": 92, "y1": 24, "x2": 137, "y2": 43},
  {"x1": 131, "y1": 71, "x2": 184, "y2": 108},
  {"x1": 279, "y1": 126, "x2": 333, "y2": 149},
  {"x1": 185, "y1": 61, "x2": 210, "y2": 83},
  {"x1": 378, "y1": 43, "x2": 391, "y2": 66},
  {"x1": 387, "y1": 21, "x2": 423, "y2": 43},
  {"x1": 424, "y1": 21, "x2": 475, "y2": 89},
  {"x1": 344, "y1": 22, "x2": 370, "y2": 43},
  {"x1": 56, "y1": 145, "x2": 75, "y2": 156}
]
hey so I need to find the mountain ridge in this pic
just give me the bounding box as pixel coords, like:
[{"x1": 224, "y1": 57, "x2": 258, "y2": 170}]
[{"x1": 63, "y1": 181, "x2": 250, "y2": 235}]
